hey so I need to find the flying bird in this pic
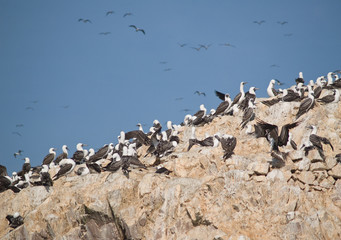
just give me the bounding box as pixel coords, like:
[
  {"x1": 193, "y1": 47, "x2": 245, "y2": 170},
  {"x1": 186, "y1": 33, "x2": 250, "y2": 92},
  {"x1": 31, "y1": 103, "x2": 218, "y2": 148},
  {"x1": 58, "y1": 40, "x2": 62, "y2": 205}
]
[
  {"x1": 270, "y1": 64, "x2": 280, "y2": 68},
  {"x1": 78, "y1": 19, "x2": 92, "y2": 23},
  {"x1": 129, "y1": 25, "x2": 145, "y2": 34},
  {"x1": 175, "y1": 97, "x2": 184, "y2": 101},
  {"x1": 14, "y1": 150, "x2": 23, "y2": 158},
  {"x1": 284, "y1": 33, "x2": 293, "y2": 37},
  {"x1": 31, "y1": 100, "x2": 39, "y2": 104},
  {"x1": 194, "y1": 91, "x2": 206, "y2": 96},
  {"x1": 16, "y1": 124, "x2": 24, "y2": 127},
  {"x1": 178, "y1": 43, "x2": 187, "y2": 47},
  {"x1": 106, "y1": 10, "x2": 114, "y2": 16},
  {"x1": 123, "y1": 12, "x2": 133, "y2": 17},
  {"x1": 164, "y1": 68, "x2": 172, "y2": 72},
  {"x1": 277, "y1": 21, "x2": 288, "y2": 25},
  {"x1": 219, "y1": 43, "x2": 236, "y2": 48},
  {"x1": 253, "y1": 20, "x2": 266, "y2": 25},
  {"x1": 12, "y1": 132, "x2": 22, "y2": 137},
  {"x1": 198, "y1": 44, "x2": 212, "y2": 50},
  {"x1": 191, "y1": 47, "x2": 202, "y2": 51},
  {"x1": 159, "y1": 61, "x2": 167, "y2": 64},
  {"x1": 99, "y1": 32, "x2": 111, "y2": 35}
]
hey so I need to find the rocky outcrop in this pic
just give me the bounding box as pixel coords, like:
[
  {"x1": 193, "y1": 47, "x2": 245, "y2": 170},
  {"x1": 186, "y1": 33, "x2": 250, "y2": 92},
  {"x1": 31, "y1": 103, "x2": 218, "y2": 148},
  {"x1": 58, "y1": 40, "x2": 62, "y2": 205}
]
[{"x1": 1, "y1": 99, "x2": 341, "y2": 240}]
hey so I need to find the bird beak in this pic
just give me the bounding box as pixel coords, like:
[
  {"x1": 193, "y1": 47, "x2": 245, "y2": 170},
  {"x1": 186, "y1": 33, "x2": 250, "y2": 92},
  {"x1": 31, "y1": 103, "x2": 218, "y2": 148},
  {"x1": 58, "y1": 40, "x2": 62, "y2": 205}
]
[
  {"x1": 244, "y1": 82, "x2": 248, "y2": 84},
  {"x1": 255, "y1": 88, "x2": 259, "y2": 90}
]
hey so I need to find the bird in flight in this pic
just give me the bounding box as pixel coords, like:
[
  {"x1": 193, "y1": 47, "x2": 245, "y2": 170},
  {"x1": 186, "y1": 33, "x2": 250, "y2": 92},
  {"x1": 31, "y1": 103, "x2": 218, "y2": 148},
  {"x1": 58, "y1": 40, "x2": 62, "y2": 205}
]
[
  {"x1": 270, "y1": 64, "x2": 280, "y2": 68},
  {"x1": 159, "y1": 61, "x2": 167, "y2": 64},
  {"x1": 194, "y1": 91, "x2": 206, "y2": 96},
  {"x1": 16, "y1": 124, "x2": 24, "y2": 127},
  {"x1": 61, "y1": 105, "x2": 70, "y2": 109},
  {"x1": 106, "y1": 11, "x2": 114, "y2": 16},
  {"x1": 253, "y1": 20, "x2": 266, "y2": 25},
  {"x1": 78, "y1": 19, "x2": 92, "y2": 23},
  {"x1": 191, "y1": 47, "x2": 202, "y2": 51},
  {"x1": 31, "y1": 100, "x2": 39, "y2": 104},
  {"x1": 164, "y1": 68, "x2": 172, "y2": 72},
  {"x1": 14, "y1": 150, "x2": 24, "y2": 158},
  {"x1": 129, "y1": 25, "x2": 145, "y2": 34},
  {"x1": 220, "y1": 43, "x2": 236, "y2": 48},
  {"x1": 277, "y1": 21, "x2": 288, "y2": 25},
  {"x1": 99, "y1": 32, "x2": 111, "y2": 35},
  {"x1": 178, "y1": 43, "x2": 187, "y2": 47},
  {"x1": 12, "y1": 132, "x2": 22, "y2": 137},
  {"x1": 284, "y1": 33, "x2": 293, "y2": 37},
  {"x1": 175, "y1": 97, "x2": 184, "y2": 101},
  {"x1": 25, "y1": 107, "x2": 34, "y2": 111},
  {"x1": 199, "y1": 44, "x2": 211, "y2": 50},
  {"x1": 123, "y1": 13, "x2": 133, "y2": 18}
]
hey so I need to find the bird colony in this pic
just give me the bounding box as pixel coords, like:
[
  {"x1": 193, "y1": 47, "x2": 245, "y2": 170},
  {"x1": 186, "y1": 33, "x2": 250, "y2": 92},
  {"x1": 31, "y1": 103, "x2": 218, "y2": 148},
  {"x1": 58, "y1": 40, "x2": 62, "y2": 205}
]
[{"x1": 1, "y1": 70, "x2": 341, "y2": 239}]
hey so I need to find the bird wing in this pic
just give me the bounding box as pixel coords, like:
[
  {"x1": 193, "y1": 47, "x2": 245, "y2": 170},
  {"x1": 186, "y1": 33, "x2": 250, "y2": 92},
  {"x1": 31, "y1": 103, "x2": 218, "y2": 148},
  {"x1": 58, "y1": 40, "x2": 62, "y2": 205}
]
[
  {"x1": 214, "y1": 101, "x2": 230, "y2": 115},
  {"x1": 318, "y1": 136, "x2": 334, "y2": 151},
  {"x1": 72, "y1": 150, "x2": 84, "y2": 161},
  {"x1": 317, "y1": 94, "x2": 334, "y2": 104},
  {"x1": 232, "y1": 92, "x2": 241, "y2": 105},
  {"x1": 0, "y1": 165, "x2": 8, "y2": 177},
  {"x1": 215, "y1": 90, "x2": 226, "y2": 101},
  {"x1": 53, "y1": 164, "x2": 73, "y2": 179},
  {"x1": 128, "y1": 156, "x2": 147, "y2": 169},
  {"x1": 125, "y1": 130, "x2": 151, "y2": 145},
  {"x1": 138, "y1": 29, "x2": 145, "y2": 34},
  {"x1": 313, "y1": 86, "x2": 322, "y2": 98},
  {"x1": 54, "y1": 153, "x2": 67, "y2": 164},
  {"x1": 43, "y1": 153, "x2": 55, "y2": 165},
  {"x1": 129, "y1": 25, "x2": 137, "y2": 29},
  {"x1": 296, "y1": 97, "x2": 314, "y2": 119},
  {"x1": 309, "y1": 134, "x2": 323, "y2": 150},
  {"x1": 278, "y1": 121, "x2": 301, "y2": 146},
  {"x1": 198, "y1": 137, "x2": 214, "y2": 147}
]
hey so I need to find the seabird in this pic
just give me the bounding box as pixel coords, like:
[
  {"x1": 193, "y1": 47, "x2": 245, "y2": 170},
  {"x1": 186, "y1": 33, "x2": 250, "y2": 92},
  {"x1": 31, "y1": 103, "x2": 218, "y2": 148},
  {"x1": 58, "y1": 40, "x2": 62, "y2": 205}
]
[
  {"x1": 54, "y1": 145, "x2": 69, "y2": 165},
  {"x1": 42, "y1": 148, "x2": 56, "y2": 166},
  {"x1": 192, "y1": 104, "x2": 207, "y2": 125},
  {"x1": 302, "y1": 125, "x2": 334, "y2": 160},
  {"x1": 12, "y1": 132, "x2": 22, "y2": 136},
  {"x1": 253, "y1": 20, "x2": 265, "y2": 25},
  {"x1": 72, "y1": 143, "x2": 87, "y2": 164},
  {"x1": 178, "y1": 43, "x2": 187, "y2": 47},
  {"x1": 99, "y1": 32, "x2": 111, "y2": 35},
  {"x1": 14, "y1": 150, "x2": 23, "y2": 158},
  {"x1": 22, "y1": 157, "x2": 31, "y2": 175},
  {"x1": 106, "y1": 10, "x2": 114, "y2": 16},
  {"x1": 194, "y1": 91, "x2": 206, "y2": 96},
  {"x1": 255, "y1": 118, "x2": 301, "y2": 151},
  {"x1": 0, "y1": 175, "x2": 20, "y2": 193},
  {"x1": 78, "y1": 19, "x2": 92, "y2": 23},
  {"x1": 213, "y1": 92, "x2": 232, "y2": 116},
  {"x1": 103, "y1": 153, "x2": 122, "y2": 172},
  {"x1": 155, "y1": 165, "x2": 172, "y2": 175},
  {"x1": 6, "y1": 212, "x2": 24, "y2": 229},
  {"x1": 277, "y1": 21, "x2": 288, "y2": 25},
  {"x1": 313, "y1": 77, "x2": 324, "y2": 98},
  {"x1": 295, "y1": 72, "x2": 304, "y2": 84},
  {"x1": 124, "y1": 130, "x2": 151, "y2": 146},
  {"x1": 296, "y1": 85, "x2": 315, "y2": 120},
  {"x1": 40, "y1": 165, "x2": 53, "y2": 186},
  {"x1": 75, "y1": 166, "x2": 90, "y2": 176},
  {"x1": 239, "y1": 87, "x2": 258, "y2": 110},
  {"x1": 129, "y1": 25, "x2": 145, "y2": 34},
  {"x1": 191, "y1": 47, "x2": 202, "y2": 51},
  {"x1": 232, "y1": 82, "x2": 247, "y2": 106},
  {"x1": 219, "y1": 43, "x2": 236, "y2": 48},
  {"x1": 267, "y1": 79, "x2": 279, "y2": 97},
  {"x1": 325, "y1": 72, "x2": 334, "y2": 88},
  {"x1": 53, "y1": 159, "x2": 76, "y2": 180},
  {"x1": 89, "y1": 143, "x2": 114, "y2": 162},
  {"x1": 240, "y1": 99, "x2": 256, "y2": 129},
  {"x1": 317, "y1": 89, "x2": 340, "y2": 104},
  {"x1": 0, "y1": 165, "x2": 8, "y2": 177},
  {"x1": 331, "y1": 73, "x2": 341, "y2": 88},
  {"x1": 16, "y1": 124, "x2": 24, "y2": 127},
  {"x1": 123, "y1": 12, "x2": 133, "y2": 17},
  {"x1": 198, "y1": 44, "x2": 211, "y2": 50},
  {"x1": 215, "y1": 134, "x2": 237, "y2": 159}
]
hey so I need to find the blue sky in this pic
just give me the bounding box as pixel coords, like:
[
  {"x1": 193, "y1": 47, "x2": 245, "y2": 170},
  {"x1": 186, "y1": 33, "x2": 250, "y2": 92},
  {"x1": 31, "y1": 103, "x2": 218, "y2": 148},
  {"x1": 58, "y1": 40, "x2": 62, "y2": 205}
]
[{"x1": 1, "y1": 0, "x2": 340, "y2": 174}]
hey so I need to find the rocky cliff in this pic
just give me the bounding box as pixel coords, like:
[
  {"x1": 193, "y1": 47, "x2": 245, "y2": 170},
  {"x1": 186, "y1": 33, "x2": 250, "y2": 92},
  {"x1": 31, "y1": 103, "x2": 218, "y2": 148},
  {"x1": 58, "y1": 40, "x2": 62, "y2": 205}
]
[{"x1": 1, "y1": 98, "x2": 341, "y2": 240}]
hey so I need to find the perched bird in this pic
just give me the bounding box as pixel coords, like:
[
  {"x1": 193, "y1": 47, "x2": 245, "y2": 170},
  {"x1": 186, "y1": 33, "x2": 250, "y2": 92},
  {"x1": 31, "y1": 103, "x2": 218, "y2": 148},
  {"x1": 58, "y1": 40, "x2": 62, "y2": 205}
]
[
  {"x1": 40, "y1": 165, "x2": 53, "y2": 186},
  {"x1": 215, "y1": 134, "x2": 237, "y2": 159},
  {"x1": 42, "y1": 148, "x2": 56, "y2": 166},
  {"x1": 296, "y1": 85, "x2": 315, "y2": 119},
  {"x1": 192, "y1": 104, "x2": 207, "y2": 126},
  {"x1": 194, "y1": 91, "x2": 206, "y2": 96},
  {"x1": 54, "y1": 145, "x2": 69, "y2": 165},
  {"x1": 232, "y1": 82, "x2": 247, "y2": 106},
  {"x1": 213, "y1": 92, "x2": 232, "y2": 116},
  {"x1": 267, "y1": 79, "x2": 279, "y2": 97},
  {"x1": 14, "y1": 150, "x2": 23, "y2": 158},
  {"x1": 6, "y1": 212, "x2": 24, "y2": 229},
  {"x1": 317, "y1": 89, "x2": 340, "y2": 104},
  {"x1": 302, "y1": 125, "x2": 334, "y2": 160},
  {"x1": 53, "y1": 159, "x2": 76, "y2": 180},
  {"x1": 129, "y1": 25, "x2": 145, "y2": 34},
  {"x1": 72, "y1": 143, "x2": 87, "y2": 164},
  {"x1": 295, "y1": 72, "x2": 304, "y2": 84},
  {"x1": 240, "y1": 99, "x2": 256, "y2": 129}
]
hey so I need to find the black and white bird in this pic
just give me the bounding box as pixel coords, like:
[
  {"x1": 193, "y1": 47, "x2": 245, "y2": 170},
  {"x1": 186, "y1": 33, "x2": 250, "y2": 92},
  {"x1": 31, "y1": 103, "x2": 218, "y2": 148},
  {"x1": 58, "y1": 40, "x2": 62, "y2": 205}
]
[
  {"x1": 253, "y1": 20, "x2": 265, "y2": 25},
  {"x1": 53, "y1": 159, "x2": 76, "y2": 180},
  {"x1": 21, "y1": 157, "x2": 31, "y2": 183},
  {"x1": 238, "y1": 87, "x2": 258, "y2": 111},
  {"x1": 317, "y1": 89, "x2": 340, "y2": 104},
  {"x1": 232, "y1": 82, "x2": 247, "y2": 106},
  {"x1": 213, "y1": 91, "x2": 232, "y2": 116},
  {"x1": 302, "y1": 125, "x2": 334, "y2": 160},
  {"x1": 54, "y1": 145, "x2": 69, "y2": 165},
  {"x1": 295, "y1": 72, "x2": 304, "y2": 84},
  {"x1": 40, "y1": 165, "x2": 53, "y2": 187},
  {"x1": 215, "y1": 134, "x2": 237, "y2": 159},
  {"x1": 6, "y1": 212, "x2": 24, "y2": 229},
  {"x1": 72, "y1": 143, "x2": 87, "y2": 164},
  {"x1": 240, "y1": 99, "x2": 256, "y2": 129},
  {"x1": 331, "y1": 73, "x2": 341, "y2": 88},
  {"x1": 255, "y1": 119, "x2": 301, "y2": 151},
  {"x1": 192, "y1": 104, "x2": 207, "y2": 126},
  {"x1": 0, "y1": 175, "x2": 20, "y2": 193},
  {"x1": 194, "y1": 91, "x2": 206, "y2": 96},
  {"x1": 123, "y1": 12, "x2": 133, "y2": 17},
  {"x1": 129, "y1": 25, "x2": 145, "y2": 34},
  {"x1": 296, "y1": 85, "x2": 315, "y2": 120},
  {"x1": 155, "y1": 165, "x2": 172, "y2": 175},
  {"x1": 78, "y1": 18, "x2": 92, "y2": 23},
  {"x1": 313, "y1": 77, "x2": 324, "y2": 98},
  {"x1": 106, "y1": 10, "x2": 114, "y2": 16},
  {"x1": 14, "y1": 150, "x2": 23, "y2": 158},
  {"x1": 267, "y1": 79, "x2": 279, "y2": 97},
  {"x1": 89, "y1": 143, "x2": 114, "y2": 162},
  {"x1": 42, "y1": 148, "x2": 56, "y2": 166}
]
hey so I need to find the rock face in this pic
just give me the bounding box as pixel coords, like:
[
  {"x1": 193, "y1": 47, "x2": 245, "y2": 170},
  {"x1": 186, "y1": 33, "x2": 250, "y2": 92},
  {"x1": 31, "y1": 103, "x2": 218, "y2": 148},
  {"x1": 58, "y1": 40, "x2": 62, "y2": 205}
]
[{"x1": 1, "y1": 99, "x2": 341, "y2": 240}]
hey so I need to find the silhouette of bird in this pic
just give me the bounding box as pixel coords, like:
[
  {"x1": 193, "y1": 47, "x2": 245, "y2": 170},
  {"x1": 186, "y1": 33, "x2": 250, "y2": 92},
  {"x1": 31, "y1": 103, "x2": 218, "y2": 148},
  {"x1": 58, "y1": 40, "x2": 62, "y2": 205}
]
[
  {"x1": 277, "y1": 21, "x2": 288, "y2": 25},
  {"x1": 159, "y1": 61, "x2": 167, "y2": 64},
  {"x1": 12, "y1": 132, "x2": 22, "y2": 137},
  {"x1": 253, "y1": 20, "x2": 266, "y2": 25},
  {"x1": 178, "y1": 43, "x2": 187, "y2": 47},
  {"x1": 106, "y1": 10, "x2": 114, "y2": 16},
  {"x1": 78, "y1": 19, "x2": 92, "y2": 23},
  {"x1": 14, "y1": 150, "x2": 23, "y2": 158},
  {"x1": 129, "y1": 25, "x2": 145, "y2": 34},
  {"x1": 220, "y1": 43, "x2": 236, "y2": 48},
  {"x1": 270, "y1": 64, "x2": 280, "y2": 68},
  {"x1": 123, "y1": 13, "x2": 133, "y2": 17},
  {"x1": 198, "y1": 44, "x2": 211, "y2": 50},
  {"x1": 25, "y1": 107, "x2": 34, "y2": 111},
  {"x1": 164, "y1": 68, "x2": 172, "y2": 72},
  {"x1": 191, "y1": 47, "x2": 202, "y2": 51},
  {"x1": 99, "y1": 32, "x2": 111, "y2": 35},
  {"x1": 194, "y1": 91, "x2": 206, "y2": 96},
  {"x1": 16, "y1": 124, "x2": 24, "y2": 127}
]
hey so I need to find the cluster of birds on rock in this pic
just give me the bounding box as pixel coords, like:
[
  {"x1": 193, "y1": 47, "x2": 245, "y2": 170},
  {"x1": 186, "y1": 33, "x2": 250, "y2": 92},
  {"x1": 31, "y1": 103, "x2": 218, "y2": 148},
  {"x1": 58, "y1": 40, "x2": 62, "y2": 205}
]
[{"x1": 1, "y1": 70, "x2": 341, "y2": 230}]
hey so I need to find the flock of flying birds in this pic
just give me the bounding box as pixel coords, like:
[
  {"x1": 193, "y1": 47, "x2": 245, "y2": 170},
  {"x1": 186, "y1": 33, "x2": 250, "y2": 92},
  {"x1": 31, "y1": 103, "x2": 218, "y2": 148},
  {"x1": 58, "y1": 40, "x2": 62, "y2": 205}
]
[{"x1": 1, "y1": 69, "x2": 341, "y2": 229}]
